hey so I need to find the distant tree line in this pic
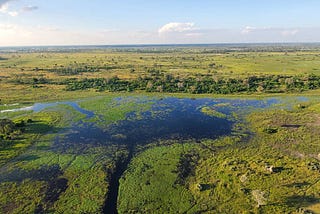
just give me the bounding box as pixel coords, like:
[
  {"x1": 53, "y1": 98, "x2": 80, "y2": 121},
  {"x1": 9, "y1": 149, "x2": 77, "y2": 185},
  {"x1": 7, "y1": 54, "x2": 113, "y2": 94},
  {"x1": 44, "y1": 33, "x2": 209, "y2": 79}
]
[
  {"x1": 9, "y1": 77, "x2": 49, "y2": 86},
  {"x1": 46, "y1": 64, "x2": 137, "y2": 75},
  {"x1": 47, "y1": 65, "x2": 100, "y2": 75},
  {"x1": 65, "y1": 72, "x2": 320, "y2": 94}
]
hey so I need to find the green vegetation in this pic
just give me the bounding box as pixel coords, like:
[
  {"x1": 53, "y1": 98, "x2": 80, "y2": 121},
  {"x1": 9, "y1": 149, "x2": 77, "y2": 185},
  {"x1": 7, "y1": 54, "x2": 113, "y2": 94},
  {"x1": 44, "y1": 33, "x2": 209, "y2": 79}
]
[
  {"x1": 78, "y1": 95, "x2": 153, "y2": 126},
  {"x1": 118, "y1": 143, "x2": 199, "y2": 213},
  {"x1": 0, "y1": 119, "x2": 22, "y2": 141},
  {"x1": 1, "y1": 46, "x2": 320, "y2": 213},
  {"x1": 200, "y1": 106, "x2": 227, "y2": 118},
  {"x1": 2, "y1": 94, "x2": 320, "y2": 213},
  {"x1": 2, "y1": 46, "x2": 320, "y2": 104},
  {"x1": 0, "y1": 111, "x2": 63, "y2": 165},
  {"x1": 118, "y1": 101, "x2": 320, "y2": 213},
  {"x1": 65, "y1": 73, "x2": 320, "y2": 94},
  {"x1": 0, "y1": 99, "x2": 133, "y2": 213}
]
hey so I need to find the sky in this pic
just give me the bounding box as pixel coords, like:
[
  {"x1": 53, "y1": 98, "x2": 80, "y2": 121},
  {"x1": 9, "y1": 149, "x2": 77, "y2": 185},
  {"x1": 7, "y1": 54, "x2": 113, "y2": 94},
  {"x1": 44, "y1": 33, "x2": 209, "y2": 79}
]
[{"x1": 0, "y1": 0, "x2": 320, "y2": 46}]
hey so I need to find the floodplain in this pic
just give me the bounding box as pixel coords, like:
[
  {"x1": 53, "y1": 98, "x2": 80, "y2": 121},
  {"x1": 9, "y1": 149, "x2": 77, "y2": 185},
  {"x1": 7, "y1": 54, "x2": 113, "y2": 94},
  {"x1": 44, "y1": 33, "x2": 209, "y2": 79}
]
[{"x1": 1, "y1": 45, "x2": 320, "y2": 213}]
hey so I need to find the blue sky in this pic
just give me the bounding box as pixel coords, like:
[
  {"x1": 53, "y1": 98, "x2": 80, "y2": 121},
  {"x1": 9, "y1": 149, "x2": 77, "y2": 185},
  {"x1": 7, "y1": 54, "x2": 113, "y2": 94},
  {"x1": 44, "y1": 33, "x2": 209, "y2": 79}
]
[{"x1": 1, "y1": 0, "x2": 320, "y2": 46}]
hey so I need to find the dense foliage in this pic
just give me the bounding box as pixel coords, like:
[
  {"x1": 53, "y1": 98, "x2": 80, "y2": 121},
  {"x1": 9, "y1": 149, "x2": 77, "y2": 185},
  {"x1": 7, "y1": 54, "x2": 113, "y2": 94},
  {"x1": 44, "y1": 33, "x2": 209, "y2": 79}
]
[
  {"x1": 0, "y1": 119, "x2": 23, "y2": 141},
  {"x1": 65, "y1": 73, "x2": 320, "y2": 94}
]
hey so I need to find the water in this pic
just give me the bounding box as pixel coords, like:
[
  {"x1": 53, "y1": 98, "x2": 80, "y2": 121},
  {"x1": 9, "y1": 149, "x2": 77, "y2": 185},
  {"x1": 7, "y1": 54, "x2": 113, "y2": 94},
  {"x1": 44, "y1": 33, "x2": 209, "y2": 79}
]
[
  {"x1": 47, "y1": 97, "x2": 284, "y2": 154},
  {"x1": 0, "y1": 96, "x2": 305, "y2": 214},
  {"x1": 100, "y1": 97, "x2": 283, "y2": 214},
  {"x1": 2, "y1": 97, "x2": 284, "y2": 150},
  {"x1": 1, "y1": 96, "x2": 298, "y2": 152},
  {"x1": 0, "y1": 101, "x2": 94, "y2": 119}
]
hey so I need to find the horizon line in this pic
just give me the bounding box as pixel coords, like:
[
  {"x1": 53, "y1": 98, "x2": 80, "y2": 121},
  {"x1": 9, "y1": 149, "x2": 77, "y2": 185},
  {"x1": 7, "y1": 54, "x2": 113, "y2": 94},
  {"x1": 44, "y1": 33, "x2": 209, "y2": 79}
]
[{"x1": 1, "y1": 42, "x2": 320, "y2": 49}]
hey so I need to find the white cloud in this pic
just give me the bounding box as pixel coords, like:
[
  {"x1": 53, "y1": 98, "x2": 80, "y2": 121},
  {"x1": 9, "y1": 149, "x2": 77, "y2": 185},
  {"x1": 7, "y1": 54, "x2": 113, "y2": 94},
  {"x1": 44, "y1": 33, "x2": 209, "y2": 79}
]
[
  {"x1": 0, "y1": 24, "x2": 159, "y2": 46},
  {"x1": 0, "y1": 1, "x2": 38, "y2": 16},
  {"x1": 0, "y1": 1, "x2": 18, "y2": 16},
  {"x1": 158, "y1": 22, "x2": 195, "y2": 34}
]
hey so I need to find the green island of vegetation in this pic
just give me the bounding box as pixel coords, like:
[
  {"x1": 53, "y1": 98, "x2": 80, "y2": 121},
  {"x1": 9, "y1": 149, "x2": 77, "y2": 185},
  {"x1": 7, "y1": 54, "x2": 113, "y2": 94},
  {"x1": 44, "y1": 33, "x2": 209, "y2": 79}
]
[{"x1": 1, "y1": 45, "x2": 320, "y2": 214}]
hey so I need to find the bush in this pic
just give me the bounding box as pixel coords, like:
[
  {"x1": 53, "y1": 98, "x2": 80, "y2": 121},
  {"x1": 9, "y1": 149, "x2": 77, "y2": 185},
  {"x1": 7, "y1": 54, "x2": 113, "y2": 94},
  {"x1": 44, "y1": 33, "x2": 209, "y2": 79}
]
[{"x1": 0, "y1": 119, "x2": 16, "y2": 135}]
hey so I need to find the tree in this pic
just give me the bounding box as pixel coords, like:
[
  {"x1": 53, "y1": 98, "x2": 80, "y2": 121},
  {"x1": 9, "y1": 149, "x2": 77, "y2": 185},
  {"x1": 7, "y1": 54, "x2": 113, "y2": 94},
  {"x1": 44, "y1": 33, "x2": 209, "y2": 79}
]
[{"x1": 0, "y1": 119, "x2": 16, "y2": 135}]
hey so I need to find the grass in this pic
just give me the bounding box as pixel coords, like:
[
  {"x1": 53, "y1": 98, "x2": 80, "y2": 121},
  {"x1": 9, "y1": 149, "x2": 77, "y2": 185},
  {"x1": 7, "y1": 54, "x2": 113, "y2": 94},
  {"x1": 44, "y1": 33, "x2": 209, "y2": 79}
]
[
  {"x1": 0, "y1": 90, "x2": 161, "y2": 213},
  {"x1": 118, "y1": 143, "x2": 199, "y2": 213},
  {"x1": 117, "y1": 99, "x2": 320, "y2": 213},
  {"x1": 0, "y1": 101, "x2": 132, "y2": 213},
  {"x1": 1, "y1": 49, "x2": 320, "y2": 104},
  {"x1": 1, "y1": 95, "x2": 320, "y2": 213},
  {"x1": 200, "y1": 106, "x2": 227, "y2": 118},
  {"x1": 0, "y1": 111, "x2": 63, "y2": 166},
  {"x1": 1, "y1": 47, "x2": 320, "y2": 213},
  {"x1": 78, "y1": 95, "x2": 154, "y2": 126}
]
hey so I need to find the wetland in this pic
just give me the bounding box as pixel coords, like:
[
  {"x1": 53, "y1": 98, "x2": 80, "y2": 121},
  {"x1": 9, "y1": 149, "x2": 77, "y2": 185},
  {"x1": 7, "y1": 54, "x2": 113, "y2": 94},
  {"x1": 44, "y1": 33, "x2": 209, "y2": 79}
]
[{"x1": 1, "y1": 45, "x2": 320, "y2": 213}]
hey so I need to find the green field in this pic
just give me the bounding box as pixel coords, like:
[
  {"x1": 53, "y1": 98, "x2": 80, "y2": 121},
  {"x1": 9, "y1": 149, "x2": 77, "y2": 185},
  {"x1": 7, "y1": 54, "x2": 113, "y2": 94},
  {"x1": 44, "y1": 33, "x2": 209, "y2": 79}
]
[
  {"x1": 1, "y1": 45, "x2": 320, "y2": 213},
  {"x1": 117, "y1": 100, "x2": 320, "y2": 213},
  {"x1": 1, "y1": 45, "x2": 320, "y2": 103}
]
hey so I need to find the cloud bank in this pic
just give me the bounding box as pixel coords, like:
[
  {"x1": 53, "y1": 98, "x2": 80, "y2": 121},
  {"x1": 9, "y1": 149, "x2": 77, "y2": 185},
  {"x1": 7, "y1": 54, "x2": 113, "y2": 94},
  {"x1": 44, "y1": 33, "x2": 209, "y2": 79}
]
[
  {"x1": 158, "y1": 22, "x2": 195, "y2": 34},
  {"x1": 0, "y1": 0, "x2": 18, "y2": 16},
  {"x1": 0, "y1": 1, "x2": 38, "y2": 16},
  {"x1": 0, "y1": 21, "x2": 320, "y2": 46}
]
